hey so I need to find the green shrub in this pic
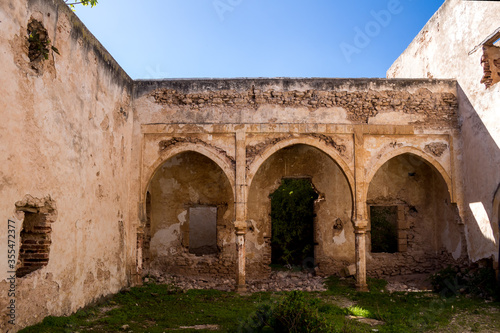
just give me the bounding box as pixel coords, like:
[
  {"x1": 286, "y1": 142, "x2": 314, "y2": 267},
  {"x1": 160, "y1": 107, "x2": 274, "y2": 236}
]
[
  {"x1": 236, "y1": 291, "x2": 333, "y2": 333},
  {"x1": 430, "y1": 265, "x2": 499, "y2": 299}
]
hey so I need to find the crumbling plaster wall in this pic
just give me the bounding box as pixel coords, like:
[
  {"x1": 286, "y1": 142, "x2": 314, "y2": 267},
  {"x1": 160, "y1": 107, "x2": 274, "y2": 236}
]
[
  {"x1": 246, "y1": 144, "x2": 353, "y2": 276},
  {"x1": 0, "y1": 0, "x2": 134, "y2": 330},
  {"x1": 366, "y1": 153, "x2": 466, "y2": 277},
  {"x1": 387, "y1": 0, "x2": 500, "y2": 263},
  {"x1": 147, "y1": 151, "x2": 236, "y2": 277},
  {"x1": 133, "y1": 78, "x2": 463, "y2": 279}
]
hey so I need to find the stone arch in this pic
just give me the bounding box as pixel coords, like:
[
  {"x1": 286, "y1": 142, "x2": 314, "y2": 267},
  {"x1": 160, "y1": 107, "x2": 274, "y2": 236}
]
[
  {"x1": 365, "y1": 147, "x2": 464, "y2": 275},
  {"x1": 246, "y1": 142, "x2": 355, "y2": 276},
  {"x1": 142, "y1": 142, "x2": 236, "y2": 204},
  {"x1": 144, "y1": 147, "x2": 236, "y2": 275},
  {"x1": 364, "y1": 146, "x2": 453, "y2": 204},
  {"x1": 247, "y1": 136, "x2": 355, "y2": 198}
]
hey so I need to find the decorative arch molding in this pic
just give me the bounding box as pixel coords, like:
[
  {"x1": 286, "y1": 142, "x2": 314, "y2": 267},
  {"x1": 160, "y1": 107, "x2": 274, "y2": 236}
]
[
  {"x1": 141, "y1": 142, "x2": 236, "y2": 204},
  {"x1": 247, "y1": 136, "x2": 355, "y2": 199},
  {"x1": 364, "y1": 146, "x2": 454, "y2": 203}
]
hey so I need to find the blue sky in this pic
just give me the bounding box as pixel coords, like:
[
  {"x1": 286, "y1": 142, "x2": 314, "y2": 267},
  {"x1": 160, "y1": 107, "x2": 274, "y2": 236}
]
[{"x1": 74, "y1": 0, "x2": 444, "y2": 79}]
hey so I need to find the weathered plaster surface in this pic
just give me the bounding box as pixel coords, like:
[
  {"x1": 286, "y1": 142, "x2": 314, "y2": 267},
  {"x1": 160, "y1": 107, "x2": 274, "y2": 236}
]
[
  {"x1": 1, "y1": 0, "x2": 490, "y2": 329},
  {"x1": 388, "y1": 0, "x2": 500, "y2": 263},
  {"x1": 0, "y1": 0, "x2": 133, "y2": 331},
  {"x1": 366, "y1": 154, "x2": 466, "y2": 276},
  {"x1": 135, "y1": 79, "x2": 463, "y2": 281}
]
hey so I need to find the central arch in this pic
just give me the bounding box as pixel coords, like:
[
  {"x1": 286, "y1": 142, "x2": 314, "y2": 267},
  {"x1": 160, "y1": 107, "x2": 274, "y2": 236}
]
[
  {"x1": 247, "y1": 136, "x2": 355, "y2": 193},
  {"x1": 246, "y1": 143, "x2": 354, "y2": 277}
]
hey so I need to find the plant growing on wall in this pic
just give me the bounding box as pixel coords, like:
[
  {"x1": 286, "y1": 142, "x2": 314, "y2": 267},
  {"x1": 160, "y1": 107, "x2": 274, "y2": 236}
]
[
  {"x1": 270, "y1": 178, "x2": 318, "y2": 267},
  {"x1": 65, "y1": 0, "x2": 98, "y2": 10},
  {"x1": 27, "y1": 19, "x2": 59, "y2": 62}
]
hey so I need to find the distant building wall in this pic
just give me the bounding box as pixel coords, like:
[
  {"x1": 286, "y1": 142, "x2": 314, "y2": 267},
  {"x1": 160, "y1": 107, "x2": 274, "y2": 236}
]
[{"x1": 388, "y1": 0, "x2": 500, "y2": 264}]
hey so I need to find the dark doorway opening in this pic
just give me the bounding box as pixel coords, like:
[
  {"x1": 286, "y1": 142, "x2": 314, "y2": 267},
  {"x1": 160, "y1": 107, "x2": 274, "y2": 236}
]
[
  {"x1": 270, "y1": 178, "x2": 318, "y2": 268},
  {"x1": 370, "y1": 206, "x2": 398, "y2": 253}
]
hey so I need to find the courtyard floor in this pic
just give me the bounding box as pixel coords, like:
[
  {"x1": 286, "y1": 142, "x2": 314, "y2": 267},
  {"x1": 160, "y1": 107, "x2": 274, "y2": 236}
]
[{"x1": 19, "y1": 273, "x2": 500, "y2": 333}]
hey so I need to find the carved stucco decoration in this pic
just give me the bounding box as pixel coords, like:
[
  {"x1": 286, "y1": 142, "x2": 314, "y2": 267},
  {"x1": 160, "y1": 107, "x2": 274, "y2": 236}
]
[
  {"x1": 424, "y1": 142, "x2": 448, "y2": 157},
  {"x1": 158, "y1": 137, "x2": 236, "y2": 168},
  {"x1": 308, "y1": 133, "x2": 347, "y2": 155},
  {"x1": 246, "y1": 134, "x2": 347, "y2": 166},
  {"x1": 246, "y1": 135, "x2": 293, "y2": 166}
]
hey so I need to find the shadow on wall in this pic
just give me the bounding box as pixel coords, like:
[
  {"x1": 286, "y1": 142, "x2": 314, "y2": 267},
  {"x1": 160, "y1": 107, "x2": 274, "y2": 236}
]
[{"x1": 457, "y1": 84, "x2": 500, "y2": 269}]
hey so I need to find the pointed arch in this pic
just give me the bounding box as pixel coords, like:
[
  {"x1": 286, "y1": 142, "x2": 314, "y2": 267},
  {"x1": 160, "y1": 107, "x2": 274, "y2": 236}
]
[
  {"x1": 141, "y1": 142, "x2": 236, "y2": 204},
  {"x1": 364, "y1": 146, "x2": 454, "y2": 203},
  {"x1": 247, "y1": 136, "x2": 355, "y2": 197}
]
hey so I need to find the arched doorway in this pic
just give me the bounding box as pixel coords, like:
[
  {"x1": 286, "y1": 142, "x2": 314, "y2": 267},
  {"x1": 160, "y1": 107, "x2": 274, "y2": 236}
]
[
  {"x1": 366, "y1": 153, "x2": 463, "y2": 276},
  {"x1": 144, "y1": 150, "x2": 234, "y2": 275},
  {"x1": 247, "y1": 144, "x2": 353, "y2": 277},
  {"x1": 270, "y1": 178, "x2": 319, "y2": 268}
]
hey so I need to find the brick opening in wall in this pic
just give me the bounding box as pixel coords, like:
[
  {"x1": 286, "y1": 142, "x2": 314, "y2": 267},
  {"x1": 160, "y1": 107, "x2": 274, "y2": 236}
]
[
  {"x1": 369, "y1": 205, "x2": 407, "y2": 253},
  {"x1": 15, "y1": 196, "x2": 56, "y2": 278},
  {"x1": 479, "y1": 29, "x2": 500, "y2": 88}
]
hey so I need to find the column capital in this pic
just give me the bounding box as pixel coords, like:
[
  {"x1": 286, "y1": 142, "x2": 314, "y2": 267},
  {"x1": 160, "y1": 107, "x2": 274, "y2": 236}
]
[
  {"x1": 353, "y1": 219, "x2": 369, "y2": 231},
  {"x1": 234, "y1": 220, "x2": 247, "y2": 234}
]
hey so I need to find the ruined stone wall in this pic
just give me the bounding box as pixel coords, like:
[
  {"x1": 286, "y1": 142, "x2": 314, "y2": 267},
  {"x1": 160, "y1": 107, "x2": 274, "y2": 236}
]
[
  {"x1": 0, "y1": 0, "x2": 134, "y2": 331},
  {"x1": 388, "y1": 0, "x2": 500, "y2": 264},
  {"x1": 134, "y1": 78, "x2": 458, "y2": 127},
  {"x1": 133, "y1": 78, "x2": 462, "y2": 281}
]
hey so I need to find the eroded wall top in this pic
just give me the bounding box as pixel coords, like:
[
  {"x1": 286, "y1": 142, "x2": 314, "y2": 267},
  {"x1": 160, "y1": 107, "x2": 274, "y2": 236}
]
[{"x1": 134, "y1": 78, "x2": 458, "y2": 127}]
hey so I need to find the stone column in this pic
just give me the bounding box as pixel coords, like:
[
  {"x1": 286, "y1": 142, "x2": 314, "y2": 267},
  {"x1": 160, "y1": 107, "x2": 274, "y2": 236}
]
[
  {"x1": 353, "y1": 127, "x2": 369, "y2": 292},
  {"x1": 354, "y1": 219, "x2": 369, "y2": 292},
  {"x1": 235, "y1": 221, "x2": 247, "y2": 293},
  {"x1": 135, "y1": 228, "x2": 144, "y2": 286},
  {"x1": 234, "y1": 130, "x2": 247, "y2": 293}
]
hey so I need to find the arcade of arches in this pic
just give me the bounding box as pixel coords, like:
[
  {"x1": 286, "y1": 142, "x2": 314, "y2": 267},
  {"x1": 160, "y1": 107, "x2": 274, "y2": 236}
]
[{"x1": 134, "y1": 78, "x2": 472, "y2": 292}]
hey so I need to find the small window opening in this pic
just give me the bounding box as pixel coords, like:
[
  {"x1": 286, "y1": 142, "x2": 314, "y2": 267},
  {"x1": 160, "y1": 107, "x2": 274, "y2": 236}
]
[
  {"x1": 369, "y1": 206, "x2": 407, "y2": 253},
  {"x1": 188, "y1": 206, "x2": 218, "y2": 255}
]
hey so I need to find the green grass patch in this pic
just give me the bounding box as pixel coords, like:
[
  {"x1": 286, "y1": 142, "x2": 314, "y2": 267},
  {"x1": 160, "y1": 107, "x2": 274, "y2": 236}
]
[{"x1": 20, "y1": 277, "x2": 500, "y2": 333}]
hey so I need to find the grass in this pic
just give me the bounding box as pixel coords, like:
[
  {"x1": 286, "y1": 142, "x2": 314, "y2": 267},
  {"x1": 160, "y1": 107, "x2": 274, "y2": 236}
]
[{"x1": 19, "y1": 276, "x2": 500, "y2": 333}]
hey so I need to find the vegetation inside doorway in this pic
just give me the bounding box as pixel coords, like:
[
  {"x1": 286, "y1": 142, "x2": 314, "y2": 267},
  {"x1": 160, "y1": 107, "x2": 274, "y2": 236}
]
[{"x1": 270, "y1": 178, "x2": 318, "y2": 268}]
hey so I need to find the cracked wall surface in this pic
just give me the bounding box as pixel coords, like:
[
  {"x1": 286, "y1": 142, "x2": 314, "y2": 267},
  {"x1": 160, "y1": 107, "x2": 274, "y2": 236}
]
[
  {"x1": 0, "y1": 0, "x2": 133, "y2": 331},
  {"x1": 2, "y1": 0, "x2": 497, "y2": 330},
  {"x1": 388, "y1": 0, "x2": 500, "y2": 264},
  {"x1": 135, "y1": 78, "x2": 464, "y2": 283}
]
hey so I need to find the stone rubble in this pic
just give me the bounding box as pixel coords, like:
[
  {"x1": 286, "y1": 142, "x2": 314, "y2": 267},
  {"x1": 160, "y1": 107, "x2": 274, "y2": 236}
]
[{"x1": 144, "y1": 270, "x2": 327, "y2": 293}]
